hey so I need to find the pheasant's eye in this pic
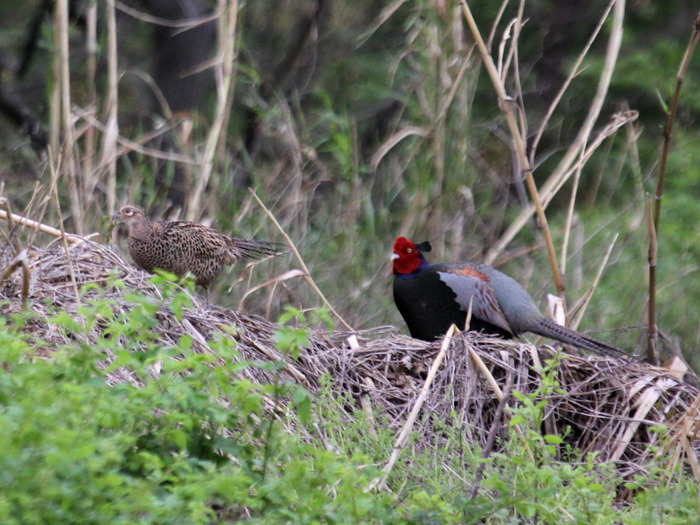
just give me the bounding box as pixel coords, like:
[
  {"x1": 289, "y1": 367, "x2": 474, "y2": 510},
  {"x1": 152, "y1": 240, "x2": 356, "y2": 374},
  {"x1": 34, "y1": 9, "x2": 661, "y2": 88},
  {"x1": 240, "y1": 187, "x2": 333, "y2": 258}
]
[{"x1": 406, "y1": 248, "x2": 412, "y2": 253}]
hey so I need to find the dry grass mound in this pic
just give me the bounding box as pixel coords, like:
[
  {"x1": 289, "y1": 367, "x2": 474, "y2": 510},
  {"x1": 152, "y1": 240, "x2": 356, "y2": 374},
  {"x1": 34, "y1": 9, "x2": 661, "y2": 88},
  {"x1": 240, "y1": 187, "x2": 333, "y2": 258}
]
[{"x1": 1, "y1": 237, "x2": 699, "y2": 482}]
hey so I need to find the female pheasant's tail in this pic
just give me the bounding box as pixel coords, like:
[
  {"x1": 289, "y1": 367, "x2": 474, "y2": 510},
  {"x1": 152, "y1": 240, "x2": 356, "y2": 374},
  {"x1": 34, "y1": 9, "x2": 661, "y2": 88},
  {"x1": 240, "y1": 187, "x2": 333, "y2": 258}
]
[
  {"x1": 228, "y1": 238, "x2": 287, "y2": 261},
  {"x1": 530, "y1": 318, "x2": 630, "y2": 359}
]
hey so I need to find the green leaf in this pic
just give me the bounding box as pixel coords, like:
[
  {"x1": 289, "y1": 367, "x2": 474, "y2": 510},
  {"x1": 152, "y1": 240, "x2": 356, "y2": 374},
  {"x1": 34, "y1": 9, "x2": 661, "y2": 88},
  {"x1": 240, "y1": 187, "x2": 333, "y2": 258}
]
[{"x1": 543, "y1": 434, "x2": 563, "y2": 445}]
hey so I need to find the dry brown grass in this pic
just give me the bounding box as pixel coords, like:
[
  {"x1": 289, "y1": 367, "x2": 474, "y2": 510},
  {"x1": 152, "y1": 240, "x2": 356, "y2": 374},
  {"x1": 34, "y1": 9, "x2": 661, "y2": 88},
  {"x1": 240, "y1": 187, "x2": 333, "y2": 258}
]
[{"x1": 1, "y1": 229, "x2": 698, "y2": 484}]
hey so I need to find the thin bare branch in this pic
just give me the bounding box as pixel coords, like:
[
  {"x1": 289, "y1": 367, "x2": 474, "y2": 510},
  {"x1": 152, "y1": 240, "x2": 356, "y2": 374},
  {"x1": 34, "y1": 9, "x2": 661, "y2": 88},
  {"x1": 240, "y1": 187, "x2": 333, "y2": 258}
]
[
  {"x1": 49, "y1": 158, "x2": 82, "y2": 310},
  {"x1": 570, "y1": 234, "x2": 618, "y2": 331},
  {"x1": 357, "y1": 0, "x2": 409, "y2": 48},
  {"x1": 0, "y1": 249, "x2": 30, "y2": 310},
  {"x1": 188, "y1": 0, "x2": 238, "y2": 220},
  {"x1": 371, "y1": 126, "x2": 429, "y2": 171},
  {"x1": 248, "y1": 189, "x2": 354, "y2": 331},
  {"x1": 485, "y1": 110, "x2": 637, "y2": 265},
  {"x1": 369, "y1": 324, "x2": 456, "y2": 491},
  {"x1": 459, "y1": 0, "x2": 564, "y2": 298},
  {"x1": 83, "y1": 2, "x2": 97, "y2": 211},
  {"x1": 55, "y1": 0, "x2": 83, "y2": 234},
  {"x1": 647, "y1": 13, "x2": 700, "y2": 366},
  {"x1": 529, "y1": 0, "x2": 616, "y2": 158},
  {"x1": 113, "y1": 0, "x2": 219, "y2": 29},
  {"x1": 654, "y1": 12, "x2": 700, "y2": 232},
  {"x1": 483, "y1": 0, "x2": 625, "y2": 266},
  {"x1": 104, "y1": 0, "x2": 119, "y2": 217},
  {"x1": 0, "y1": 209, "x2": 84, "y2": 243},
  {"x1": 646, "y1": 196, "x2": 658, "y2": 364}
]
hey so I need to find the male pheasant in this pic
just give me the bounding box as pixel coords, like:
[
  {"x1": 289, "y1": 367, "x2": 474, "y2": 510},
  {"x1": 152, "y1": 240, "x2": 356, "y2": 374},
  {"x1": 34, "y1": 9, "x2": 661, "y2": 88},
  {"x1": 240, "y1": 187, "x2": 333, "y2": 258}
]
[{"x1": 392, "y1": 236, "x2": 624, "y2": 357}]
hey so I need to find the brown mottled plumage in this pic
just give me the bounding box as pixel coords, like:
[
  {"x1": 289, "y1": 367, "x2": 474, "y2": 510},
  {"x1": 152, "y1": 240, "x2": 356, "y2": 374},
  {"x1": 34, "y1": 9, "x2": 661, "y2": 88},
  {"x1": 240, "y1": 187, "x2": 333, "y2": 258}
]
[{"x1": 114, "y1": 205, "x2": 283, "y2": 288}]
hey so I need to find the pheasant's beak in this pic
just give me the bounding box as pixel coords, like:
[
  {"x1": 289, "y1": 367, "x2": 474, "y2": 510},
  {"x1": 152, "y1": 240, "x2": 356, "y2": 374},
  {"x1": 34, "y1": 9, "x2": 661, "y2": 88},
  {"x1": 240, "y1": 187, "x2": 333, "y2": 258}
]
[{"x1": 391, "y1": 253, "x2": 399, "y2": 261}]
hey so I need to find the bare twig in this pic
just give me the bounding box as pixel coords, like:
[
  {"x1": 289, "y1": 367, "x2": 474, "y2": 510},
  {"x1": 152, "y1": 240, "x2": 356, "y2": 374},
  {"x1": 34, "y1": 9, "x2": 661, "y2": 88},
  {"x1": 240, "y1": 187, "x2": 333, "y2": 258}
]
[
  {"x1": 529, "y1": 0, "x2": 616, "y2": 158},
  {"x1": 237, "y1": 269, "x2": 306, "y2": 308},
  {"x1": 560, "y1": 152, "x2": 583, "y2": 284},
  {"x1": 368, "y1": 324, "x2": 455, "y2": 491},
  {"x1": 187, "y1": 0, "x2": 238, "y2": 219},
  {"x1": 0, "y1": 198, "x2": 30, "y2": 309},
  {"x1": 484, "y1": 110, "x2": 636, "y2": 267},
  {"x1": 654, "y1": 12, "x2": 700, "y2": 232},
  {"x1": 648, "y1": 12, "x2": 700, "y2": 365},
  {"x1": 1, "y1": 198, "x2": 21, "y2": 252},
  {"x1": 471, "y1": 370, "x2": 514, "y2": 499},
  {"x1": 104, "y1": 0, "x2": 119, "y2": 217},
  {"x1": 483, "y1": 0, "x2": 626, "y2": 267},
  {"x1": 468, "y1": 343, "x2": 503, "y2": 400},
  {"x1": 84, "y1": 2, "x2": 98, "y2": 210},
  {"x1": 543, "y1": 0, "x2": 625, "y2": 201},
  {"x1": 77, "y1": 110, "x2": 195, "y2": 165},
  {"x1": 459, "y1": 1, "x2": 564, "y2": 299},
  {"x1": 570, "y1": 233, "x2": 618, "y2": 331},
  {"x1": 646, "y1": 196, "x2": 658, "y2": 364},
  {"x1": 610, "y1": 377, "x2": 677, "y2": 461},
  {"x1": 248, "y1": 188, "x2": 353, "y2": 331},
  {"x1": 658, "y1": 393, "x2": 700, "y2": 483},
  {"x1": 486, "y1": 1, "x2": 509, "y2": 52},
  {"x1": 370, "y1": 126, "x2": 429, "y2": 171},
  {"x1": 49, "y1": 157, "x2": 82, "y2": 309},
  {"x1": 357, "y1": 0, "x2": 409, "y2": 47},
  {"x1": 542, "y1": 111, "x2": 638, "y2": 209},
  {"x1": 360, "y1": 376, "x2": 379, "y2": 439},
  {"x1": 0, "y1": 209, "x2": 84, "y2": 243},
  {"x1": 55, "y1": 0, "x2": 83, "y2": 234}
]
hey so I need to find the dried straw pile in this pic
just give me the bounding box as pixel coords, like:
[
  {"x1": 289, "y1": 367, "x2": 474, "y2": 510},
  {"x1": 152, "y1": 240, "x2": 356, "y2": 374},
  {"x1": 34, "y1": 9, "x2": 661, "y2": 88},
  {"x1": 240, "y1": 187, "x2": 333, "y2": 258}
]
[{"x1": 1, "y1": 238, "x2": 699, "y2": 480}]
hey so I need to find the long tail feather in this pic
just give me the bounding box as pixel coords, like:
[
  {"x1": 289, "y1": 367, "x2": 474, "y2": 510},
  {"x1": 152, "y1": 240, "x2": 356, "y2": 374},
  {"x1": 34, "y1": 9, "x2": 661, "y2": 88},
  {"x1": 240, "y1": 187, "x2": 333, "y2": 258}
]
[{"x1": 530, "y1": 318, "x2": 629, "y2": 359}]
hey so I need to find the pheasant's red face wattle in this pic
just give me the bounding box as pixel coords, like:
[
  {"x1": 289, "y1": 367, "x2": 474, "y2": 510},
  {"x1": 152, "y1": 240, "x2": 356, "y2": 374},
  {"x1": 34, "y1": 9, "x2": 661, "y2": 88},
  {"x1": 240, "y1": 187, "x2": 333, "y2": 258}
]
[{"x1": 392, "y1": 236, "x2": 422, "y2": 275}]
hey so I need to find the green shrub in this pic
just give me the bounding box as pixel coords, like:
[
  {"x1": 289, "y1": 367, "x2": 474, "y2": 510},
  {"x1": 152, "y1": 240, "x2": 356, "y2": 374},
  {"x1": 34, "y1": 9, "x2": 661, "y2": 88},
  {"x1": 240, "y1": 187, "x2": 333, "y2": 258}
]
[
  {"x1": 0, "y1": 282, "x2": 696, "y2": 524},
  {"x1": 0, "y1": 285, "x2": 398, "y2": 524}
]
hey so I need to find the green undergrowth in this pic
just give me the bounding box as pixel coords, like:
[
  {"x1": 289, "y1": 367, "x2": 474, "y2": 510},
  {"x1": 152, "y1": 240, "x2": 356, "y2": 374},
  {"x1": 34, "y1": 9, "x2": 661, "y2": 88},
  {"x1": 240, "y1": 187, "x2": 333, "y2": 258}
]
[
  {"x1": 0, "y1": 280, "x2": 697, "y2": 523},
  {"x1": 0, "y1": 280, "x2": 394, "y2": 524}
]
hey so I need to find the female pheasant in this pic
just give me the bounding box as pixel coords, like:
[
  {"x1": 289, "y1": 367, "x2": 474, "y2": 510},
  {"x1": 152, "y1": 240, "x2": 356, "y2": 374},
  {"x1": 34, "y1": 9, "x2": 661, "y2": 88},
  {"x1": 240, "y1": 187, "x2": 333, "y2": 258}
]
[
  {"x1": 392, "y1": 236, "x2": 624, "y2": 357},
  {"x1": 114, "y1": 205, "x2": 283, "y2": 288}
]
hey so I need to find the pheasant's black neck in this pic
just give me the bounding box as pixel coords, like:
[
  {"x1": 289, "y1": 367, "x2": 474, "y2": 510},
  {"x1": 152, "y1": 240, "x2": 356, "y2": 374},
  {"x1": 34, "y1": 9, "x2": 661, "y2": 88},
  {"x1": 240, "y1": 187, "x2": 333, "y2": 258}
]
[{"x1": 395, "y1": 255, "x2": 431, "y2": 279}]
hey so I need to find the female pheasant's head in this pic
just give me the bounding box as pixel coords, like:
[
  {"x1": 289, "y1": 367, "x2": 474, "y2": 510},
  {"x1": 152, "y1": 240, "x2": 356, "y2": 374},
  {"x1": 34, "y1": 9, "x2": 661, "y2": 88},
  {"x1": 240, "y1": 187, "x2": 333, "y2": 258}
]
[
  {"x1": 392, "y1": 237, "x2": 431, "y2": 275},
  {"x1": 115, "y1": 205, "x2": 146, "y2": 223},
  {"x1": 113, "y1": 205, "x2": 151, "y2": 239}
]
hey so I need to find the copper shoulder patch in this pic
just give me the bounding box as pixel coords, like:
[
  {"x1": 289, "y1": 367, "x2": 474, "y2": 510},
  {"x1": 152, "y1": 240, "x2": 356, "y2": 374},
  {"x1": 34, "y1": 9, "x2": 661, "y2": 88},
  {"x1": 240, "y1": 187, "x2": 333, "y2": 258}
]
[{"x1": 450, "y1": 266, "x2": 490, "y2": 281}]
